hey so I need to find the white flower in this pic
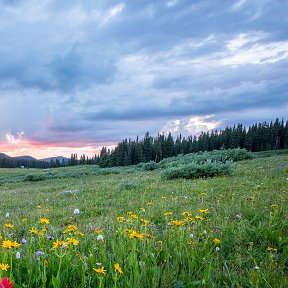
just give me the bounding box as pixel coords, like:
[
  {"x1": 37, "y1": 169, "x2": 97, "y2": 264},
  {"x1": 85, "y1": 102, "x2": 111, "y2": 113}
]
[
  {"x1": 254, "y1": 266, "x2": 260, "y2": 270},
  {"x1": 189, "y1": 233, "x2": 194, "y2": 239},
  {"x1": 97, "y1": 234, "x2": 104, "y2": 241},
  {"x1": 16, "y1": 252, "x2": 21, "y2": 259},
  {"x1": 5, "y1": 213, "x2": 10, "y2": 218},
  {"x1": 215, "y1": 246, "x2": 220, "y2": 252},
  {"x1": 203, "y1": 230, "x2": 207, "y2": 235},
  {"x1": 235, "y1": 214, "x2": 242, "y2": 220},
  {"x1": 73, "y1": 209, "x2": 80, "y2": 215}
]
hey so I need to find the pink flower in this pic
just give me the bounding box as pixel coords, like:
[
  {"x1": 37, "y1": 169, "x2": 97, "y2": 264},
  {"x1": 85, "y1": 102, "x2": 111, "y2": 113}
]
[{"x1": 0, "y1": 277, "x2": 14, "y2": 288}]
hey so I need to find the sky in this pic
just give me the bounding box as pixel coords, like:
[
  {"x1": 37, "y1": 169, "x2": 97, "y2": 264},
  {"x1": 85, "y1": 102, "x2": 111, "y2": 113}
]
[{"x1": 0, "y1": 0, "x2": 287, "y2": 159}]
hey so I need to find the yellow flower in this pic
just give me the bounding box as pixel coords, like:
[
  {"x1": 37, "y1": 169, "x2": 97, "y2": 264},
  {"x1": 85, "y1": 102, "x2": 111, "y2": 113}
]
[
  {"x1": 67, "y1": 238, "x2": 79, "y2": 246},
  {"x1": 199, "y1": 209, "x2": 209, "y2": 214},
  {"x1": 213, "y1": 238, "x2": 221, "y2": 245},
  {"x1": 164, "y1": 212, "x2": 173, "y2": 216},
  {"x1": 147, "y1": 202, "x2": 152, "y2": 206},
  {"x1": 128, "y1": 230, "x2": 144, "y2": 239},
  {"x1": 131, "y1": 214, "x2": 138, "y2": 219},
  {"x1": 94, "y1": 229, "x2": 103, "y2": 234},
  {"x1": 161, "y1": 196, "x2": 166, "y2": 200},
  {"x1": 64, "y1": 224, "x2": 78, "y2": 233},
  {"x1": 0, "y1": 233, "x2": 2, "y2": 240},
  {"x1": 4, "y1": 223, "x2": 14, "y2": 229},
  {"x1": 200, "y1": 192, "x2": 206, "y2": 196},
  {"x1": 30, "y1": 228, "x2": 40, "y2": 235},
  {"x1": 39, "y1": 218, "x2": 50, "y2": 224},
  {"x1": 116, "y1": 216, "x2": 125, "y2": 223},
  {"x1": 271, "y1": 204, "x2": 278, "y2": 208},
  {"x1": 157, "y1": 240, "x2": 163, "y2": 246},
  {"x1": 52, "y1": 240, "x2": 69, "y2": 249},
  {"x1": 36, "y1": 205, "x2": 42, "y2": 209},
  {"x1": 195, "y1": 215, "x2": 205, "y2": 221},
  {"x1": 141, "y1": 219, "x2": 149, "y2": 226},
  {"x1": 0, "y1": 263, "x2": 10, "y2": 271},
  {"x1": 93, "y1": 266, "x2": 107, "y2": 275},
  {"x1": 267, "y1": 246, "x2": 277, "y2": 252},
  {"x1": 114, "y1": 263, "x2": 123, "y2": 274},
  {"x1": 170, "y1": 220, "x2": 185, "y2": 226},
  {"x1": 2, "y1": 240, "x2": 20, "y2": 249},
  {"x1": 182, "y1": 211, "x2": 192, "y2": 217},
  {"x1": 75, "y1": 231, "x2": 85, "y2": 237},
  {"x1": 127, "y1": 211, "x2": 133, "y2": 215},
  {"x1": 21, "y1": 218, "x2": 28, "y2": 222},
  {"x1": 144, "y1": 233, "x2": 156, "y2": 239}
]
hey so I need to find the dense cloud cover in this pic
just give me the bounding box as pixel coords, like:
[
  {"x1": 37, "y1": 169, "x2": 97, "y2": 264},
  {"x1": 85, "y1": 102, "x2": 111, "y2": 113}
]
[{"x1": 0, "y1": 0, "x2": 287, "y2": 158}]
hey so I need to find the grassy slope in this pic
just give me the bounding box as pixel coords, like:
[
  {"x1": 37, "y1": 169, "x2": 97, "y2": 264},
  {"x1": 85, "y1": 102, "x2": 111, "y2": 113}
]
[{"x1": 0, "y1": 152, "x2": 287, "y2": 287}]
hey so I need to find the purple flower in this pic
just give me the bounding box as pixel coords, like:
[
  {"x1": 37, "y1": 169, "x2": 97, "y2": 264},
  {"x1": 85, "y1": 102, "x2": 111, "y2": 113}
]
[
  {"x1": 47, "y1": 235, "x2": 54, "y2": 240},
  {"x1": 21, "y1": 239, "x2": 27, "y2": 244},
  {"x1": 35, "y1": 251, "x2": 45, "y2": 256}
]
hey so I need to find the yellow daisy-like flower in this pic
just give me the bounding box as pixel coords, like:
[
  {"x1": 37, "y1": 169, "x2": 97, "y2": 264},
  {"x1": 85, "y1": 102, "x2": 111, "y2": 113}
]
[
  {"x1": 128, "y1": 230, "x2": 144, "y2": 239},
  {"x1": 0, "y1": 263, "x2": 10, "y2": 271},
  {"x1": 94, "y1": 229, "x2": 103, "y2": 234},
  {"x1": 195, "y1": 215, "x2": 205, "y2": 221},
  {"x1": 182, "y1": 211, "x2": 192, "y2": 217},
  {"x1": 127, "y1": 211, "x2": 133, "y2": 215},
  {"x1": 164, "y1": 212, "x2": 173, "y2": 216},
  {"x1": 64, "y1": 224, "x2": 78, "y2": 233},
  {"x1": 4, "y1": 223, "x2": 14, "y2": 229},
  {"x1": 2, "y1": 240, "x2": 20, "y2": 249},
  {"x1": 114, "y1": 263, "x2": 123, "y2": 274},
  {"x1": 39, "y1": 218, "x2": 50, "y2": 224},
  {"x1": 93, "y1": 266, "x2": 107, "y2": 275},
  {"x1": 75, "y1": 231, "x2": 85, "y2": 237},
  {"x1": 267, "y1": 246, "x2": 277, "y2": 252},
  {"x1": 30, "y1": 228, "x2": 40, "y2": 235},
  {"x1": 21, "y1": 218, "x2": 28, "y2": 222},
  {"x1": 67, "y1": 238, "x2": 79, "y2": 246},
  {"x1": 141, "y1": 219, "x2": 149, "y2": 226},
  {"x1": 213, "y1": 238, "x2": 221, "y2": 245},
  {"x1": 116, "y1": 216, "x2": 125, "y2": 223},
  {"x1": 170, "y1": 220, "x2": 185, "y2": 226},
  {"x1": 52, "y1": 240, "x2": 69, "y2": 249},
  {"x1": 199, "y1": 209, "x2": 209, "y2": 214}
]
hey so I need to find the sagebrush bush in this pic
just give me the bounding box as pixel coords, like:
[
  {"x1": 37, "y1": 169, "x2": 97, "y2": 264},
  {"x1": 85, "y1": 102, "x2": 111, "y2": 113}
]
[
  {"x1": 143, "y1": 161, "x2": 158, "y2": 171},
  {"x1": 160, "y1": 160, "x2": 232, "y2": 180}
]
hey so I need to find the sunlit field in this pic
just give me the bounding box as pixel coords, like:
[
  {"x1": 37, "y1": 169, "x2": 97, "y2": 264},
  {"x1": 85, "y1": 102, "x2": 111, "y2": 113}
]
[{"x1": 0, "y1": 151, "x2": 288, "y2": 287}]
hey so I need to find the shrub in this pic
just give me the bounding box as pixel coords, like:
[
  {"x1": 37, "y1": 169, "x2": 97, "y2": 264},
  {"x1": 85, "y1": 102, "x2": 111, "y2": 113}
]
[
  {"x1": 160, "y1": 160, "x2": 232, "y2": 180},
  {"x1": 143, "y1": 161, "x2": 158, "y2": 171}
]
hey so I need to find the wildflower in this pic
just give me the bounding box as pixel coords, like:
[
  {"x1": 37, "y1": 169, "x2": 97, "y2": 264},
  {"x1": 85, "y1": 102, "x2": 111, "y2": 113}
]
[
  {"x1": 267, "y1": 246, "x2": 277, "y2": 252},
  {"x1": 2, "y1": 240, "x2": 20, "y2": 249},
  {"x1": 35, "y1": 251, "x2": 45, "y2": 256},
  {"x1": 52, "y1": 240, "x2": 69, "y2": 249},
  {"x1": 21, "y1": 218, "x2": 27, "y2": 222},
  {"x1": 64, "y1": 225, "x2": 78, "y2": 233},
  {"x1": 128, "y1": 230, "x2": 144, "y2": 239},
  {"x1": 199, "y1": 209, "x2": 209, "y2": 214},
  {"x1": 47, "y1": 235, "x2": 54, "y2": 240},
  {"x1": 21, "y1": 239, "x2": 27, "y2": 244},
  {"x1": 94, "y1": 229, "x2": 103, "y2": 234},
  {"x1": 195, "y1": 215, "x2": 205, "y2": 221},
  {"x1": 141, "y1": 219, "x2": 149, "y2": 226},
  {"x1": 16, "y1": 252, "x2": 21, "y2": 259},
  {"x1": 114, "y1": 263, "x2": 123, "y2": 274},
  {"x1": 254, "y1": 266, "x2": 260, "y2": 270},
  {"x1": 162, "y1": 196, "x2": 166, "y2": 200},
  {"x1": 36, "y1": 205, "x2": 42, "y2": 209},
  {"x1": 164, "y1": 212, "x2": 173, "y2": 216},
  {"x1": 182, "y1": 211, "x2": 192, "y2": 217},
  {"x1": 39, "y1": 218, "x2": 50, "y2": 224},
  {"x1": 127, "y1": 211, "x2": 133, "y2": 215},
  {"x1": 170, "y1": 220, "x2": 185, "y2": 226},
  {"x1": 75, "y1": 231, "x2": 85, "y2": 237},
  {"x1": 215, "y1": 246, "x2": 220, "y2": 252},
  {"x1": 0, "y1": 277, "x2": 14, "y2": 288},
  {"x1": 145, "y1": 234, "x2": 156, "y2": 239},
  {"x1": 235, "y1": 214, "x2": 242, "y2": 220},
  {"x1": 200, "y1": 192, "x2": 206, "y2": 196},
  {"x1": 4, "y1": 224, "x2": 13, "y2": 229},
  {"x1": 29, "y1": 228, "x2": 40, "y2": 235},
  {"x1": 189, "y1": 233, "x2": 194, "y2": 239},
  {"x1": 271, "y1": 204, "x2": 278, "y2": 208},
  {"x1": 96, "y1": 262, "x2": 102, "y2": 266},
  {"x1": 5, "y1": 213, "x2": 10, "y2": 218},
  {"x1": 0, "y1": 263, "x2": 9, "y2": 271},
  {"x1": 116, "y1": 216, "x2": 125, "y2": 223},
  {"x1": 139, "y1": 208, "x2": 145, "y2": 212},
  {"x1": 157, "y1": 240, "x2": 163, "y2": 246},
  {"x1": 97, "y1": 235, "x2": 104, "y2": 241},
  {"x1": 93, "y1": 266, "x2": 107, "y2": 275},
  {"x1": 147, "y1": 202, "x2": 152, "y2": 206},
  {"x1": 73, "y1": 209, "x2": 80, "y2": 215},
  {"x1": 67, "y1": 238, "x2": 79, "y2": 246},
  {"x1": 213, "y1": 238, "x2": 221, "y2": 245}
]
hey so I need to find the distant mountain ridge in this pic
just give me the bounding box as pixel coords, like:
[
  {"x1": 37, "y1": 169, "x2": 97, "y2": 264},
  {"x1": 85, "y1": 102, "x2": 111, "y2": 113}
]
[{"x1": 0, "y1": 153, "x2": 69, "y2": 162}]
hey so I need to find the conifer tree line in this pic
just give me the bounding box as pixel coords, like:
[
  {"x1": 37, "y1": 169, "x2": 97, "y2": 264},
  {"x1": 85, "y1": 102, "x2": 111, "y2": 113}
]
[{"x1": 97, "y1": 118, "x2": 288, "y2": 168}]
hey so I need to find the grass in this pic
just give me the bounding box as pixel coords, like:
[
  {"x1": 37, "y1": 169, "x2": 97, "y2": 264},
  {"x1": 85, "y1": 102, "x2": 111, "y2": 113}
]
[{"x1": 0, "y1": 151, "x2": 288, "y2": 287}]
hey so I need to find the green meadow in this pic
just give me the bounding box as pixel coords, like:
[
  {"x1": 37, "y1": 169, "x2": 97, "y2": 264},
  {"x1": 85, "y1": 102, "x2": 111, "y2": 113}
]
[{"x1": 0, "y1": 151, "x2": 288, "y2": 287}]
